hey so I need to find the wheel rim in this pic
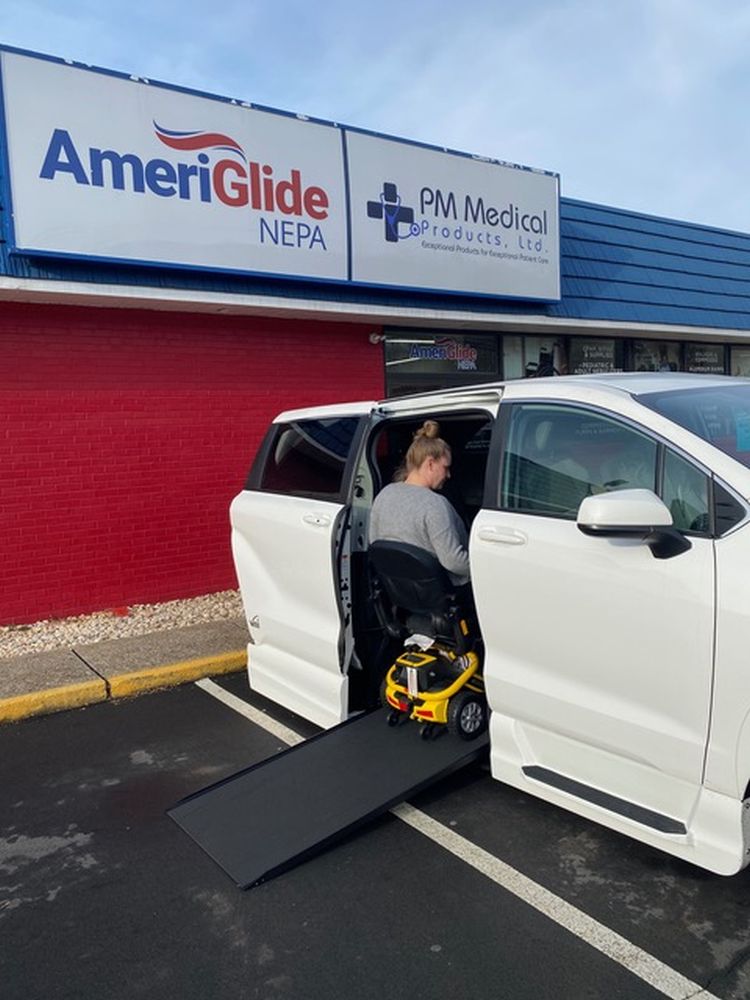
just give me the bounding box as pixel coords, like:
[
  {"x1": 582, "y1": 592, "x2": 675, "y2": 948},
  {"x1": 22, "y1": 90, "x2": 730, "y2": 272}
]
[{"x1": 460, "y1": 700, "x2": 483, "y2": 734}]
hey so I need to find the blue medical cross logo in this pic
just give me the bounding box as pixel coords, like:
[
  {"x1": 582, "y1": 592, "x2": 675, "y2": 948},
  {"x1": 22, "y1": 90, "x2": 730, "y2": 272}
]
[{"x1": 367, "y1": 182, "x2": 414, "y2": 242}]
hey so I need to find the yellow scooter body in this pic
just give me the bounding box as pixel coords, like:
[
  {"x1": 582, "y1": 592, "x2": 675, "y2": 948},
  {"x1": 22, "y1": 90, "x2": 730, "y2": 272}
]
[{"x1": 382, "y1": 648, "x2": 482, "y2": 727}]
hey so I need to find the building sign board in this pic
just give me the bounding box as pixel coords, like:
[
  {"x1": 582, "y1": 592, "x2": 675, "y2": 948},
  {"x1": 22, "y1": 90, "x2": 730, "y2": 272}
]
[
  {"x1": 0, "y1": 51, "x2": 348, "y2": 281},
  {"x1": 348, "y1": 130, "x2": 558, "y2": 299},
  {"x1": 0, "y1": 48, "x2": 560, "y2": 301}
]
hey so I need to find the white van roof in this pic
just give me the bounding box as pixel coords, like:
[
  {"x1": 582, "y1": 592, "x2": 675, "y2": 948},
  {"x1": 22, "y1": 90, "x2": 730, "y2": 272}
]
[
  {"x1": 273, "y1": 373, "x2": 749, "y2": 423},
  {"x1": 273, "y1": 400, "x2": 376, "y2": 422}
]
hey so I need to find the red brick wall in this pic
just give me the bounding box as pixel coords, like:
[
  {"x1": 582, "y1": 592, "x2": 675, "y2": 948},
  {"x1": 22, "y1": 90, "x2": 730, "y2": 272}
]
[{"x1": 1, "y1": 302, "x2": 384, "y2": 625}]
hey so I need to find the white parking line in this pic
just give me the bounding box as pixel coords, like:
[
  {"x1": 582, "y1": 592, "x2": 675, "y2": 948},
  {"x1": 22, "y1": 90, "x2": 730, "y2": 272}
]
[
  {"x1": 196, "y1": 677, "x2": 721, "y2": 1000},
  {"x1": 392, "y1": 803, "x2": 719, "y2": 1000},
  {"x1": 195, "y1": 677, "x2": 305, "y2": 747}
]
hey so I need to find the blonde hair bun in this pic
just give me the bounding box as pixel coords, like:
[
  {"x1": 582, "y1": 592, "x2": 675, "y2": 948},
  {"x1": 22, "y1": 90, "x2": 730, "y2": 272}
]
[{"x1": 415, "y1": 419, "x2": 440, "y2": 440}]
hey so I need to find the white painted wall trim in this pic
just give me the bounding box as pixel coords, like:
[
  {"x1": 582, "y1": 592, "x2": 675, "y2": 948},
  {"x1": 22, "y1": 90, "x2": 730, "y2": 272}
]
[{"x1": 1, "y1": 274, "x2": 749, "y2": 343}]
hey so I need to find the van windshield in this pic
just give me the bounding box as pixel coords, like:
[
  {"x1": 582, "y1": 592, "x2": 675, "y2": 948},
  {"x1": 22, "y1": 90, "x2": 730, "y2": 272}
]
[{"x1": 638, "y1": 383, "x2": 750, "y2": 469}]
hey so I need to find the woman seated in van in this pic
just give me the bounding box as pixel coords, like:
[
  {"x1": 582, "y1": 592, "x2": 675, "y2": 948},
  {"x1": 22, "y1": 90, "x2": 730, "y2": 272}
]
[{"x1": 369, "y1": 419, "x2": 470, "y2": 587}]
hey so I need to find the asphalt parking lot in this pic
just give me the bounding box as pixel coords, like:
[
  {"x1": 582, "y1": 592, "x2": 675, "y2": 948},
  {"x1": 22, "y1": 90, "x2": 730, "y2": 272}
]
[{"x1": 2, "y1": 672, "x2": 750, "y2": 1000}]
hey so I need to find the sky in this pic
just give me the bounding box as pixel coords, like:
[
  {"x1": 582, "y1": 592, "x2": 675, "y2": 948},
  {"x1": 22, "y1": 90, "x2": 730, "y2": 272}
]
[{"x1": 2, "y1": 0, "x2": 750, "y2": 234}]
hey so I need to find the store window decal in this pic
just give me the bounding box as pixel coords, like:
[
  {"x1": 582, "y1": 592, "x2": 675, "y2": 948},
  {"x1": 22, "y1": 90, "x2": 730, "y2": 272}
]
[{"x1": 385, "y1": 333, "x2": 497, "y2": 376}]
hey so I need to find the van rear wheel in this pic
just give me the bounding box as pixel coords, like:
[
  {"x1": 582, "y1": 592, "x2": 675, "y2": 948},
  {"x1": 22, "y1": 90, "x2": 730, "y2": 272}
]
[{"x1": 447, "y1": 691, "x2": 487, "y2": 740}]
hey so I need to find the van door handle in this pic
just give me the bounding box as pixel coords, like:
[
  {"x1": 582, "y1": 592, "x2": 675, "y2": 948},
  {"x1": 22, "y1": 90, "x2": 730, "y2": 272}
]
[
  {"x1": 477, "y1": 526, "x2": 527, "y2": 545},
  {"x1": 303, "y1": 513, "x2": 331, "y2": 527}
]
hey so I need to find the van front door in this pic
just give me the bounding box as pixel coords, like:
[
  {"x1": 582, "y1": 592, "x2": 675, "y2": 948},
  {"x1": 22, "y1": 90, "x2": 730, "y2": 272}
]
[
  {"x1": 471, "y1": 402, "x2": 715, "y2": 830},
  {"x1": 230, "y1": 406, "x2": 371, "y2": 729}
]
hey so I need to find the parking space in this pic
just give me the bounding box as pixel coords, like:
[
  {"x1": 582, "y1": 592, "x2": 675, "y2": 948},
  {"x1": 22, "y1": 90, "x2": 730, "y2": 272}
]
[
  {"x1": 1, "y1": 674, "x2": 749, "y2": 1000},
  {"x1": 414, "y1": 770, "x2": 750, "y2": 998}
]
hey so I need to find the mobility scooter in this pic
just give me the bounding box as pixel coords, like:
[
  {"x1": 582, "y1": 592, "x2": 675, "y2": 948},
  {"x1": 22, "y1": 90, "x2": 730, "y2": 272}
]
[{"x1": 369, "y1": 540, "x2": 487, "y2": 741}]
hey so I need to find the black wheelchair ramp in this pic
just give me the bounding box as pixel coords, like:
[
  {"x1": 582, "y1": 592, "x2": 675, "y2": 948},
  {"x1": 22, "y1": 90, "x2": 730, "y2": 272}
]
[{"x1": 168, "y1": 709, "x2": 488, "y2": 889}]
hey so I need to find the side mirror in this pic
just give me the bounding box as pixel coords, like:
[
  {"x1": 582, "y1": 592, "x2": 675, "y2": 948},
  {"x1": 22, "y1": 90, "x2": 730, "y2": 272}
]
[{"x1": 577, "y1": 489, "x2": 692, "y2": 560}]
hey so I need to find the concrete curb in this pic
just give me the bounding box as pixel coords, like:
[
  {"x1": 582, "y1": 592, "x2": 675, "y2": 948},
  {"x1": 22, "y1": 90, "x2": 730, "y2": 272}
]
[
  {"x1": 0, "y1": 678, "x2": 109, "y2": 723},
  {"x1": 0, "y1": 649, "x2": 247, "y2": 724},
  {"x1": 107, "y1": 650, "x2": 247, "y2": 699}
]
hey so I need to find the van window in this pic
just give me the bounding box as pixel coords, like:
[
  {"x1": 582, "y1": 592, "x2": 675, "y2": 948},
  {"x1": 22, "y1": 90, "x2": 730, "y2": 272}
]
[
  {"x1": 639, "y1": 383, "x2": 750, "y2": 469},
  {"x1": 662, "y1": 450, "x2": 710, "y2": 533},
  {"x1": 501, "y1": 404, "x2": 657, "y2": 519},
  {"x1": 256, "y1": 417, "x2": 359, "y2": 500}
]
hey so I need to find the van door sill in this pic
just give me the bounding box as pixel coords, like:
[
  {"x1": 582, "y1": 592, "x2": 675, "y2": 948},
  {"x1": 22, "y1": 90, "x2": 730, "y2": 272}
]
[{"x1": 522, "y1": 765, "x2": 687, "y2": 835}]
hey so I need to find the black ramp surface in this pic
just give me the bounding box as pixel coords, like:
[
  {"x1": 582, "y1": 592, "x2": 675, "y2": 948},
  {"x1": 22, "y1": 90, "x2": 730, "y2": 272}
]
[{"x1": 169, "y1": 709, "x2": 488, "y2": 888}]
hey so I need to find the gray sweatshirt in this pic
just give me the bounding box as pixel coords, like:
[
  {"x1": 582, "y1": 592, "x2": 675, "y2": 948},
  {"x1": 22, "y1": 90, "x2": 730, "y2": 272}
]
[{"x1": 369, "y1": 483, "x2": 470, "y2": 585}]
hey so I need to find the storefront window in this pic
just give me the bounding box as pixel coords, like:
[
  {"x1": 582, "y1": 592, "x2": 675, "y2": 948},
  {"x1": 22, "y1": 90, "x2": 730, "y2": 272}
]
[
  {"x1": 383, "y1": 330, "x2": 741, "y2": 398},
  {"x1": 685, "y1": 343, "x2": 726, "y2": 374},
  {"x1": 384, "y1": 331, "x2": 498, "y2": 396},
  {"x1": 633, "y1": 340, "x2": 681, "y2": 372},
  {"x1": 568, "y1": 338, "x2": 624, "y2": 375},
  {"x1": 731, "y1": 347, "x2": 750, "y2": 377},
  {"x1": 503, "y1": 336, "x2": 566, "y2": 380}
]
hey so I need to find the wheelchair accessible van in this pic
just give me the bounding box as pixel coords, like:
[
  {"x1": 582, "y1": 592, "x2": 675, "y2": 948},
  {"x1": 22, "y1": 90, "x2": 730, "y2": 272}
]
[{"x1": 369, "y1": 541, "x2": 488, "y2": 741}]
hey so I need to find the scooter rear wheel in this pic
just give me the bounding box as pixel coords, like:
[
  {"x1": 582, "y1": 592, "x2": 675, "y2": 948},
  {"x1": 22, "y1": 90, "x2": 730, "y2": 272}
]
[{"x1": 447, "y1": 691, "x2": 487, "y2": 741}]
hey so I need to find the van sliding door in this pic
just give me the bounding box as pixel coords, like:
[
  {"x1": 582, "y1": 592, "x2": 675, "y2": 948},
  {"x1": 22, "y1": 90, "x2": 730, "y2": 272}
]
[{"x1": 231, "y1": 408, "x2": 371, "y2": 729}]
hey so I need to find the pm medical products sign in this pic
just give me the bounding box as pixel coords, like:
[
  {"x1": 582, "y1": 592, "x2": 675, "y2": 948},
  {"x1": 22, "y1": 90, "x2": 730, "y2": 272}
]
[
  {"x1": 0, "y1": 49, "x2": 560, "y2": 300},
  {"x1": 348, "y1": 131, "x2": 558, "y2": 299}
]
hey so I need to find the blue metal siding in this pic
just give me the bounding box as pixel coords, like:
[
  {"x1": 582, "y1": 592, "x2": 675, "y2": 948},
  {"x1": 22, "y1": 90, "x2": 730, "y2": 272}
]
[
  {"x1": 2, "y1": 192, "x2": 750, "y2": 332},
  {"x1": 550, "y1": 199, "x2": 750, "y2": 329}
]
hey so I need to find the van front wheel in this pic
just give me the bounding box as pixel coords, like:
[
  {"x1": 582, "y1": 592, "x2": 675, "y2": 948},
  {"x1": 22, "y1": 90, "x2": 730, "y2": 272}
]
[{"x1": 447, "y1": 691, "x2": 487, "y2": 741}]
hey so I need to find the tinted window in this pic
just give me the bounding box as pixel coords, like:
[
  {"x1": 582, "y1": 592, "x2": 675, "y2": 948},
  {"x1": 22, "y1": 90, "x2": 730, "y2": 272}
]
[
  {"x1": 501, "y1": 405, "x2": 657, "y2": 519},
  {"x1": 685, "y1": 343, "x2": 725, "y2": 374},
  {"x1": 567, "y1": 338, "x2": 624, "y2": 375},
  {"x1": 257, "y1": 417, "x2": 359, "y2": 499},
  {"x1": 714, "y1": 481, "x2": 746, "y2": 534},
  {"x1": 640, "y1": 384, "x2": 750, "y2": 469},
  {"x1": 662, "y1": 450, "x2": 710, "y2": 533},
  {"x1": 633, "y1": 340, "x2": 680, "y2": 372}
]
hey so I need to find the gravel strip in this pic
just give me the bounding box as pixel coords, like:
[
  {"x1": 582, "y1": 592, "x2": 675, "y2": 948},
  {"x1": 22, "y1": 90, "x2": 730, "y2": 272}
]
[{"x1": 0, "y1": 591, "x2": 244, "y2": 658}]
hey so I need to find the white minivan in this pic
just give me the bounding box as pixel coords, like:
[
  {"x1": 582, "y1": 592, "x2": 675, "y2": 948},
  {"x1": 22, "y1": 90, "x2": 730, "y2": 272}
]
[{"x1": 230, "y1": 372, "x2": 750, "y2": 875}]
